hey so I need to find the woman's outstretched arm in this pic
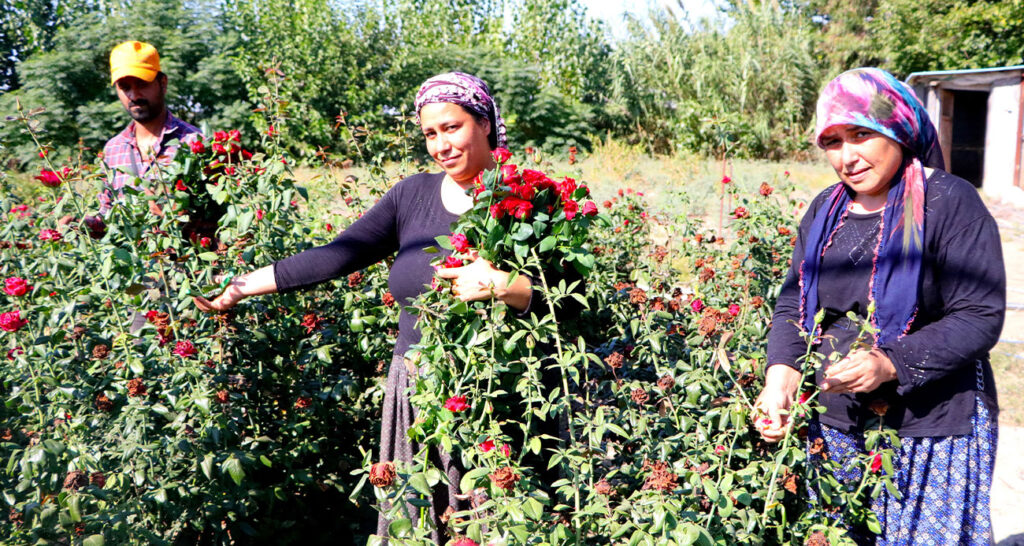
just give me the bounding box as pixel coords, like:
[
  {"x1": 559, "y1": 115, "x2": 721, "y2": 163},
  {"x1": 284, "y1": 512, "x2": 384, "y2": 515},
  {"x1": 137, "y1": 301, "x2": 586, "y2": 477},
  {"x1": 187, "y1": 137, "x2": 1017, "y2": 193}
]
[{"x1": 193, "y1": 265, "x2": 277, "y2": 312}]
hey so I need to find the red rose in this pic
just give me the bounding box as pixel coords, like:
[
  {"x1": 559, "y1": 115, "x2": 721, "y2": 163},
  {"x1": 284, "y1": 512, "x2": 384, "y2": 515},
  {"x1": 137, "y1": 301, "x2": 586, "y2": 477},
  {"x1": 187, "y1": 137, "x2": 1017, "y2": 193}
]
[
  {"x1": 325, "y1": 223, "x2": 333, "y2": 232},
  {"x1": 83, "y1": 216, "x2": 106, "y2": 239},
  {"x1": 721, "y1": 176, "x2": 732, "y2": 184},
  {"x1": 508, "y1": 181, "x2": 534, "y2": 201},
  {"x1": 266, "y1": 125, "x2": 278, "y2": 137},
  {"x1": 444, "y1": 395, "x2": 469, "y2": 413},
  {"x1": 35, "y1": 169, "x2": 63, "y2": 187},
  {"x1": 213, "y1": 131, "x2": 229, "y2": 142},
  {"x1": 521, "y1": 169, "x2": 555, "y2": 190},
  {"x1": 501, "y1": 444, "x2": 511, "y2": 457},
  {"x1": 450, "y1": 233, "x2": 470, "y2": 253},
  {"x1": 443, "y1": 256, "x2": 464, "y2": 269},
  {"x1": 479, "y1": 439, "x2": 495, "y2": 452},
  {"x1": 4, "y1": 278, "x2": 31, "y2": 297},
  {"x1": 228, "y1": 129, "x2": 241, "y2": 142},
  {"x1": 294, "y1": 396, "x2": 313, "y2": 409},
  {"x1": 500, "y1": 164, "x2": 521, "y2": 186},
  {"x1": 502, "y1": 197, "x2": 533, "y2": 220},
  {"x1": 212, "y1": 142, "x2": 227, "y2": 155},
  {"x1": 172, "y1": 340, "x2": 197, "y2": 358},
  {"x1": 563, "y1": 200, "x2": 579, "y2": 220},
  {"x1": 728, "y1": 303, "x2": 740, "y2": 316},
  {"x1": 733, "y1": 207, "x2": 748, "y2": 219},
  {"x1": 581, "y1": 201, "x2": 598, "y2": 217},
  {"x1": 556, "y1": 177, "x2": 577, "y2": 200},
  {"x1": 38, "y1": 229, "x2": 62, "y2": 242},
  {"x1": 869, "y1": 451, "x2": 882, "y2": 473},
  {"x1": 381, "y1": 292, "x2": 395, "y2": 307},
  {"x1": 759, "y1": 182, "x2": 774, "y2": 196},
  {"x1": 0, "y1": 311, "x2": 28, "y2": 332},
  {"x1": 6, "y1": 346, "x2": 24, "y2": 360},
  {"x1": 492, "y1": 147, "x2": 512, "y2": 163},
  {"x1": 452, "y1": 539, "x2": 479, "y2": 546},
  {"x1": 256, "y1": 209, "x2": 264, "y2": 220},
  {"x1": 603, "y1": 200, "x2": 612, "y2": 209},
  {"x1": 690, "y1": 298, "x2": 705, "y2": 313},
  {"x1": 189, "y1": 140, "x2": 205, "y2": 154},
  {"x1": 714, "y1": 445, "x2": 726, "y2": 455},
  {"x1": 175, "y1": 180, "x2": 188, "y2": 192}
]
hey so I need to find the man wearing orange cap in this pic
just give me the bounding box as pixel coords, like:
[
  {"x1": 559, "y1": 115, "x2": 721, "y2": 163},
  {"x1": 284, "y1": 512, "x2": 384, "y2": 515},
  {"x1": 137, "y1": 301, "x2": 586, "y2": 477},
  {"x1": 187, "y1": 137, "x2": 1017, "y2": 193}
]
[{"x1": 101, "y1": 41, "x2": 201, "y2": 215}]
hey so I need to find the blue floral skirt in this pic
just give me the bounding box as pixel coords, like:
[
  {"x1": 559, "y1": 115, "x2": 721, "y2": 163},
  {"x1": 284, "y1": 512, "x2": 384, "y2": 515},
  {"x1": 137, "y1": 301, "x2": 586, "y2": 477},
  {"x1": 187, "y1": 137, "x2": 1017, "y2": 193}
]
[{"x1": 812, "y1": 397, "x2": 998, "y2": 545}]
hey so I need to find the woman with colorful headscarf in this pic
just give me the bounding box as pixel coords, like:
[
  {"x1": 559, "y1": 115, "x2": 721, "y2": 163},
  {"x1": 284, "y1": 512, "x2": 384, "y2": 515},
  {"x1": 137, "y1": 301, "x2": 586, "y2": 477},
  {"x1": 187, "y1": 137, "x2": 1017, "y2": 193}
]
[
  {"x1": 195, "y1": 72, "x2": 545, "y2": 541},
  {"x1": 756, "y1": 68, "x2": 1005, "y2": 543}
]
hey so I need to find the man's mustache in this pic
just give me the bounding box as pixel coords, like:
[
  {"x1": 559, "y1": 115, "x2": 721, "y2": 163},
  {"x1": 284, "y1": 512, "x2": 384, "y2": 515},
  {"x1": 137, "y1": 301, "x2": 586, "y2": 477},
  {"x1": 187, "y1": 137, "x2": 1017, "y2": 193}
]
[{"x1": 130, "y1": 100, "x2": 150, "y2": 108}]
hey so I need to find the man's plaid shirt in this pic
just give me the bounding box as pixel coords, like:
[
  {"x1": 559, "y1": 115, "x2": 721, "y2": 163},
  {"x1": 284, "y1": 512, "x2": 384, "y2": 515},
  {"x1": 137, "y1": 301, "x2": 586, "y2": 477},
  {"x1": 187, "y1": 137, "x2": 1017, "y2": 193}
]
[{"x1": 100, "y1": 113, "x2": 201, "y2": 214}]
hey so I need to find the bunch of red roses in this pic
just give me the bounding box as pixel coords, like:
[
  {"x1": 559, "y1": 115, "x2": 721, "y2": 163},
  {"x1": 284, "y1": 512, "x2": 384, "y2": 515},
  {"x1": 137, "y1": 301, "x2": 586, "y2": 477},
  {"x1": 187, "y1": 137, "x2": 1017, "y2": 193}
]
[{"x1": 435, "y1": 147, "x2": 600, "y2": 280}]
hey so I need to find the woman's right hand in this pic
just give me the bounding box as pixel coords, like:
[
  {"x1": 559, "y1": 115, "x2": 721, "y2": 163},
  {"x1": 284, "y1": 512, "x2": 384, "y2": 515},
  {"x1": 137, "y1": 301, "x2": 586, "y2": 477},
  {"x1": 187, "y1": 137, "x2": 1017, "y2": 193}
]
[
  {"x1": 754, "y1": 364, "x2": 802, "y2": 443},
  {"x1": 193, "y1": 285, "x2": 243, "y2": 312},
  {"x1": 192, "y1": 265, "x2": 278, "y2": 313}
]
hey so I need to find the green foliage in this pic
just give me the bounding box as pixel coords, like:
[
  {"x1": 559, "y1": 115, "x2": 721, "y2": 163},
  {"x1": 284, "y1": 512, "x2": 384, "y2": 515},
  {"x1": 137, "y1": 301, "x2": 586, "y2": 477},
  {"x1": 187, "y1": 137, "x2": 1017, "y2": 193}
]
[
  {"x1": 611, "y1": 4, "x2": 824, "y2": 158},
  {"x1": 869, "y1": 0, "x2": 1024, "y2": 76}
]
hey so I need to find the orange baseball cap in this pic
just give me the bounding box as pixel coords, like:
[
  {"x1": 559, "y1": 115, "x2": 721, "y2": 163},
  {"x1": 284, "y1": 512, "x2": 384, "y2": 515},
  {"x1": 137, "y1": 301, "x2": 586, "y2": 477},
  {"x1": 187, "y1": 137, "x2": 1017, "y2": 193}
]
[{"x1": 109, "y1": 41, "x2": 160, "y2": 85}]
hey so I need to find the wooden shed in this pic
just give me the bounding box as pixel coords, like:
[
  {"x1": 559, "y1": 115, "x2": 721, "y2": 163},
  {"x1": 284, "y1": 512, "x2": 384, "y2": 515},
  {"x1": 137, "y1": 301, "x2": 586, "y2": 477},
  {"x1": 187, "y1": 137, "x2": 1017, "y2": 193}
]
[{"x1": 906, "y1": 65, "x2": 1024, "y2": 200}]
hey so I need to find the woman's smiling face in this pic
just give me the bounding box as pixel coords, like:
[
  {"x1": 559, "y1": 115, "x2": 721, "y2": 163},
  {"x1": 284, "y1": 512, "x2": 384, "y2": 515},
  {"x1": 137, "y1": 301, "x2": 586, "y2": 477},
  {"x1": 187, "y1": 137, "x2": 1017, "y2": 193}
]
[
  {"x1": 419, "y1": 102, "x2": 494, "y2": 185},
  {"x1": 820, "y1": 124, "x2": 904, "y2": 206}
]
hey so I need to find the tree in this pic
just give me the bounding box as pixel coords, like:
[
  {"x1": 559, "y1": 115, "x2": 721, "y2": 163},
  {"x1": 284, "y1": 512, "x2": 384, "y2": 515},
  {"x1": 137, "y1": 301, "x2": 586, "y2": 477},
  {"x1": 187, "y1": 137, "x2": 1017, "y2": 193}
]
[{"x1": 870, "y1": 0, "x2": 1024, "y2": 76}]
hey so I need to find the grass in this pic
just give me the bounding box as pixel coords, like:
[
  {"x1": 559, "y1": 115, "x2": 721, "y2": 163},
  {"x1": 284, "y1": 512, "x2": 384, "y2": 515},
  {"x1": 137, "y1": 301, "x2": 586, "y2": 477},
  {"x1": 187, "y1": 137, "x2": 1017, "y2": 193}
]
[{"x1": 992, "y1": 344, "x2": 1024, "y2": 427}]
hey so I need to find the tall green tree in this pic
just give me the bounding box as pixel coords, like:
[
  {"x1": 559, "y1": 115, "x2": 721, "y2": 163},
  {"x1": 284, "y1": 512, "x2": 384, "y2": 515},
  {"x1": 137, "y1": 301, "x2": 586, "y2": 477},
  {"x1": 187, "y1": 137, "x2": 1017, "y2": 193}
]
[{"x1": 870, "y1": 0, "x2": 1024, "y2": 76}]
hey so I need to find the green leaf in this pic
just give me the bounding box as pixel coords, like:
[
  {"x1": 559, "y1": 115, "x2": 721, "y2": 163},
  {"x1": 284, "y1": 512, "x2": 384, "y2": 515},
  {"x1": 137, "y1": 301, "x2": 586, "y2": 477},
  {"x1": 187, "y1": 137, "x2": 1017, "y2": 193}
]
[
  {"x1": 523, "y1": 497, "x2": 544, "y2": 520},
  {"x1": 511, "y1": 222, "x2": 534, "y2": 241},
  {"x1": 539, "y1": 235, "x2": 557, "y2": 253},
  {"x1": 67, "y1": 494, "x2": 81, "y2": 522},
  {"x1": 408, "y1": 473, "x2": 431, "y2": 496},
  {"x1": 83, "y1": 535, "x2": 105, "y2": 546},
  {"x1": 388, "y1": 518, "x2": 412, "y2": 537},
  {"x1": 198, "y1": 252, "x2": 220, "y2": 262},
  {"x1": 435, "y1": 235, "x2": 453, "y2": 250},
  {"x1": 222, "y1": 455, "x2": 244, "y2": 486},
  {"x1": 201, "y1": 454, "x2": 214, "y2": 480}
]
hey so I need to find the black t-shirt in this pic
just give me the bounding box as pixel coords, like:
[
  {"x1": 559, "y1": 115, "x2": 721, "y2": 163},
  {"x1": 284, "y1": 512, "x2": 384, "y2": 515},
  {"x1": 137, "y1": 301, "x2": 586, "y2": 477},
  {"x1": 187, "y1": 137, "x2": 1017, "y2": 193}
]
[{"x1": 767, "y1": 170, "x2": 1005, "y2": 436}]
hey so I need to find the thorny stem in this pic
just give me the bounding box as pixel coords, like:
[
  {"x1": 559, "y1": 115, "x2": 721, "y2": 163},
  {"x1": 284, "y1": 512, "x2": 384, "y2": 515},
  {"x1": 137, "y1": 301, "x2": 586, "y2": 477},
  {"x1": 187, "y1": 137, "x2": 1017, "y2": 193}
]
[
  {"x1": 529, "y1": 248, "x2": 582, "y2": 543},
  {"x1": 759, "y1": 320, "x2": 820, "y2": 528}
]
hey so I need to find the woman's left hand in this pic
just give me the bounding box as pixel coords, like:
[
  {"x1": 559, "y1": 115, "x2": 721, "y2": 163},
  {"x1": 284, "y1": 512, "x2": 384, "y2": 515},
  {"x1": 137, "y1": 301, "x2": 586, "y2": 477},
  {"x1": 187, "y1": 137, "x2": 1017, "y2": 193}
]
[
  {"x1": 436, "y1": 253, "x2": 532, "y2": 311},
  {"x1": 819, "y1": 348, "x2": 898, "y2": 394}
]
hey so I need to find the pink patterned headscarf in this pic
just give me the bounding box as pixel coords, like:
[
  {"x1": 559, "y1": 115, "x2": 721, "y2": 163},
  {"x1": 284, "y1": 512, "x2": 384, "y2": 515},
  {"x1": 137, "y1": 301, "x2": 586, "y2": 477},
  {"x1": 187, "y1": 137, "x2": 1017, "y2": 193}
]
[
  {"x1": 414, "y1": 72, "x2": 507, "y2": 150},
  {"x1": 801, "y1": 68, "x2": 945, "y2": 346}
]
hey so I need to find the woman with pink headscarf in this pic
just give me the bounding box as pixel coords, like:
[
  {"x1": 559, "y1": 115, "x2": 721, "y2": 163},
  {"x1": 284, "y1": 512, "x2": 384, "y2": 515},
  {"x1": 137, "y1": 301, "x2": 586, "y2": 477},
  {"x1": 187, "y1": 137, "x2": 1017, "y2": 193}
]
[
  {"x1": 195, "y1": 72, "x2": 557, "y2": 542},
  {"x1": 756, "y1": 68, "x2": 1005, "y2": 544}
]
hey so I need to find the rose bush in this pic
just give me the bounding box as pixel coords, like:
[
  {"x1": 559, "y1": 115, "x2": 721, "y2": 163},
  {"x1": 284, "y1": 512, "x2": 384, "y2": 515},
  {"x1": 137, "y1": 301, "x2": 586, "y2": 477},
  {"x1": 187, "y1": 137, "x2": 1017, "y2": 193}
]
[
  {"x1": 0, "y1": 107, "x2": 399, "y2": 543},
  {"x1": 1, "y1": 105, "x2": 897, "y2": 544}
]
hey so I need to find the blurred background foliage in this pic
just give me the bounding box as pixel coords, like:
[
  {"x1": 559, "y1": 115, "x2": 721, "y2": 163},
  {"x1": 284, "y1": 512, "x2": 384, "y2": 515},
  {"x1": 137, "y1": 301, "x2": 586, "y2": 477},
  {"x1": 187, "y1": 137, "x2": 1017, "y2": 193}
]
[{"x1": 1, "y1": 0, "x2": 1023, "y2": 167}]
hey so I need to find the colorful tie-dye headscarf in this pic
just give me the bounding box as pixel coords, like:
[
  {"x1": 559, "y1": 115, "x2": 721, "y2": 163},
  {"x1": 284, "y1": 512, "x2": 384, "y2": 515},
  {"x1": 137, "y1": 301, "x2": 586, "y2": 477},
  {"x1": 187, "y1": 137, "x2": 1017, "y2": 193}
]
[
  {"x1": 801, "y1": 67, "x2": 943, "y2": 346},
  {"x1": 414, "y1": 72, "x2": 507, "y2": 150}
]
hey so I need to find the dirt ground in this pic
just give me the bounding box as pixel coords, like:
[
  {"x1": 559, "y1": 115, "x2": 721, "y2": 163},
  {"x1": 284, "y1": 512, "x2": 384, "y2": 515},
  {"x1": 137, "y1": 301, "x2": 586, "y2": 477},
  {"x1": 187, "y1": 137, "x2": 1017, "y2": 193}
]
[{"x1": 988, "y1": 198, "x2": 1024, "y2": 545}]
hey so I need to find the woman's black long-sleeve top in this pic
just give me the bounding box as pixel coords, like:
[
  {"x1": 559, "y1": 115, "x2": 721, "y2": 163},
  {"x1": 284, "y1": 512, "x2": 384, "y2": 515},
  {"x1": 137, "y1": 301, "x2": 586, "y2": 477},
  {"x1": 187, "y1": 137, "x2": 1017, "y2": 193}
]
[{"x1": 766, "y1": 170, "x2": 1005, "y2": 436}]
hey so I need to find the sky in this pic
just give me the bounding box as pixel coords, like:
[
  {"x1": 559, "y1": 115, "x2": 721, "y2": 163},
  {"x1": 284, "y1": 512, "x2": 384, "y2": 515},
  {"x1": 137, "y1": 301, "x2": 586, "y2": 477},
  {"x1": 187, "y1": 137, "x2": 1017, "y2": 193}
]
[{"x1": 579, "y1": 0, "x2": 724, "y2": 39}]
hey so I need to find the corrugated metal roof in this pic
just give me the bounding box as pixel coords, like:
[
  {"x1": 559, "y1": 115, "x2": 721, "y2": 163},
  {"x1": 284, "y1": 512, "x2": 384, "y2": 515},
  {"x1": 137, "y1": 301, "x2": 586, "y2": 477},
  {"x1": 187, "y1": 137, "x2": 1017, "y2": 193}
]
[{"x1": 907, "y1": 65, "x2": 1024, "y2": 85}]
